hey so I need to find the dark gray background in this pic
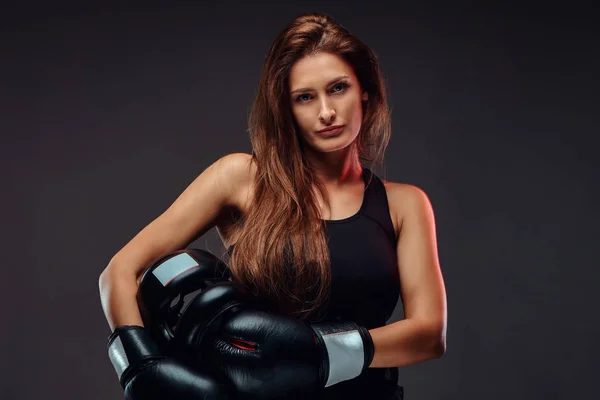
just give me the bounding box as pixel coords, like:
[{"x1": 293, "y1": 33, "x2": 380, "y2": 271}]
[{"x1": 3, "y1": 1, "x2": 598, "y2": 399}]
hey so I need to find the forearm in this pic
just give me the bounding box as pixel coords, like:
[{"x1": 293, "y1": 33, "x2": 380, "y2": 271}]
[
  {"x1": 99, "y1": 265, "x2": 144, "y2": 331},
  {"x1": 368, "y1": 318, "x2": 445, "y2": 368}
]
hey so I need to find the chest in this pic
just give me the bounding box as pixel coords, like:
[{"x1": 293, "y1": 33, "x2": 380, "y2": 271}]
[
  {"x1": 217, "y1": 180, "x2": 401, "y2": 247},
  {"x1": 324, "y1": 218, "x2": 400, "y2": 327},
  {"x1": 316, "y1": 182, "x2": 365, "y2": 221}
]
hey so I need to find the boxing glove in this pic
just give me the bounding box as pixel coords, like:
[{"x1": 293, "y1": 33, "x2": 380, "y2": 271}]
[
  {"x1": 172, "y1": 282, "x2": 374, "y2": 399},
  {"x1": 107, "y1": 325, "x2": 231, "y2": 400}
]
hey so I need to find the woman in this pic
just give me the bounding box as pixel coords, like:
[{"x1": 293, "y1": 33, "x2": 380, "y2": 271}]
[{"x1": 100, "y1": 12, "x2": 447, "y2": 400}]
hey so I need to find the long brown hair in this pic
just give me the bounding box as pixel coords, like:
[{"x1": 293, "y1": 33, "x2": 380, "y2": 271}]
[{"x1": 227, "y1": 12, "x2": 392, "y2": 321}]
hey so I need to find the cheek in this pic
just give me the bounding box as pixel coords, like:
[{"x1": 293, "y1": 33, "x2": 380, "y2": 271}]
[
  {"x1": 292, "y1": 109, "x2": 311, "y2": 130},
  {"x1": 348, "y1": 100, "x2": 364, "y2": 124}
]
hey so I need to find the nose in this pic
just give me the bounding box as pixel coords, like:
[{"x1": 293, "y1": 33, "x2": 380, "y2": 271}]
[{"x1": 318, "y1": 100, "x2": 336, "y2": 123}]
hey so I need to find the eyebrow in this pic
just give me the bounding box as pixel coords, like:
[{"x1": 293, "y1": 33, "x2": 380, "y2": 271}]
[{"x1": 290, "y1": 75, "x2": 350, "y2": 95}]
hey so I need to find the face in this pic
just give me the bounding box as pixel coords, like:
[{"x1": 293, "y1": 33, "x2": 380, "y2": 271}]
[{"x1": 288, "y1": 52, "x2": 368, "y2": 155}]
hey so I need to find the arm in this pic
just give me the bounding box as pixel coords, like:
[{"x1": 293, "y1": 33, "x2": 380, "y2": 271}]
[
  {"x1": 369, "y1": 184, "x2": 447, "y2": 368},
  {"x1": 98, "y1": 152, "x2": 253, "y2": 400},
  {"x1": 98, "y1": 152, "x2": 252, "y2": 330},
  {"x1": 164, "y1": 183, "x2": 446, "y2": 397}
]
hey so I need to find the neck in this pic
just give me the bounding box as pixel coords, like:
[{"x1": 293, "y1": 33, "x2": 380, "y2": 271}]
[{"x1": 304, "y1": 145, "x2": 363, "y2": 187}]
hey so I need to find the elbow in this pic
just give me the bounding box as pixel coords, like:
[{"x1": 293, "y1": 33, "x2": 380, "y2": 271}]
[
  {"x1": 432, "y1": 337, "x2": 446, "y2": 358},
  {"x1": 98, "y1": 259, "x2": 141, "y2": 296},
  {"x1": 425, "y1": 321, "x2": 447, "y2": 358},
  {"x1": 98, "y1": 258, "x2": 123, "y2": 290},
  {"x1": 98, "y1": 264, "x2": 110, "y2": 283},
  {"x1": 98, "y1": 265, "x2": 114, "y2": 295},
  {"x1": 98, "y1": 259, "x2": 116, "y2": 285}
]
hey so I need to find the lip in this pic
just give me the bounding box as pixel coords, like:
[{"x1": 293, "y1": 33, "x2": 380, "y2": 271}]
[{"x1": 316, "y1": 125, "x2": 345, "y2": 135}]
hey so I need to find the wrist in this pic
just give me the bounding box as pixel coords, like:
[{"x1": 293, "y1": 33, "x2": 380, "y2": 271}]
[
  {"x1": 107, "y1": 325, "x2": 163, "y2": 388},
  {"x1": 310, "y1": 321, "x2": 374, "y2": 387}
]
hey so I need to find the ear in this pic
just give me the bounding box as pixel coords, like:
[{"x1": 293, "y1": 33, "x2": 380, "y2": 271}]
[{"x1": 362, "y1": 91, "x2": 369, "y2": 102}]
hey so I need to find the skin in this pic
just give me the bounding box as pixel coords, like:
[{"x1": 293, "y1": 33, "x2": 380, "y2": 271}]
[
  {"x1": 286, "y1": 52, "x2": 447, "y2": 367},
  {"x1": 99, "y1": 51, "x2": 447, "y2": 370},
  {"x1": 288, "y1": 52, "x2": 369, "y2": 187}
]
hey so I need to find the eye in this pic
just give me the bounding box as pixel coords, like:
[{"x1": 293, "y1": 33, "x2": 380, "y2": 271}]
[
  {"x1": 296, "y1": 93, "x2": 311, "y2": 103},
  {"x1": 331, "y1": 82, "x2": 348, "y2": 92},
  {"x1": 294, "y1": 82, "x2": 349, "y2": 103}
]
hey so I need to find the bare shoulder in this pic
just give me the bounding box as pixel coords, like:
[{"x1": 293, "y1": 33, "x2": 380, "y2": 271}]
[
  {"x1": 382, "y1": 180, "x2": 434, "y2": 233},
  {"x1": 215, "y1": 151, "x2": 254, "y2": 188},
  {"x1": 382, "y1": 180, "x2": 431, "y2": 209},
  {"x1": 214, "y1": 152, "x2": 257, "y2": 211},
  {"x1": 105, "y1": 152, "x2": 255, "y2": 278}
]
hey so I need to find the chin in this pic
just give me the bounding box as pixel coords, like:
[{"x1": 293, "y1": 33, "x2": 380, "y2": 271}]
[
  {"x1": 301, "y1": 130, "x2": 358, "y2": 153},
  {"x1": 314, "y1": 139, "x2": 355, "y2": 154}
]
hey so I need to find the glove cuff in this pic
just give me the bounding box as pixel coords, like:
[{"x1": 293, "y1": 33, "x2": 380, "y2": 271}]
[
  {"x1": 107, "y1": 325, "x2": 163, "y2": 388},
  {"x1": 311, "y1": 321, "x2": 374, "y2": 387}
]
